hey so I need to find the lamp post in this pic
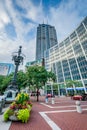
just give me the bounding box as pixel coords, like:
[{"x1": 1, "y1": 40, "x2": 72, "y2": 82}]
[
  {"x1": 11, "y1": 46, "x2": 25, "y2": 88},
  {"x1": 4, "y1": 46, "x2": 25, "y2": 102}
]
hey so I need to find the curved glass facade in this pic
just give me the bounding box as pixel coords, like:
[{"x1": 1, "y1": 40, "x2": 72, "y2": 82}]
[{"x1": 44, "y1": 17, "x2": 87, "y2": 93}]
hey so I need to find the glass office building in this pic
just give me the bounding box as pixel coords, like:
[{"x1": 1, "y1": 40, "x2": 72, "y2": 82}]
[
  {"x1": 26, "y1": 59, "x2": 44, "y2": 67},
  {"x1": 36, "y1": 24, "x2": 58, "y2": 60},
  {"x1": 0, "y1": 63, "x2": 15, "y2": 76},
  {"x1": 44, "y1": 17, "x2": 87, "y2": 94}
]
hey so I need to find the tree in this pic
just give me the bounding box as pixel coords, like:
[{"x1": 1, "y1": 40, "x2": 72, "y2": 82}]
[
  {"x1": 26, "y1": 65, "x2": 56, "y2": 101},
  {"x1": 65, "y1": 80, "x2": 74, "y2": 88},
  {"x1": 0, "y1": 74, "x2": 13, "y2": 94},
  {"x1": 65, "y1": 80, "x2": 82, "y2": 88},
  {"x1": 47, "y1": 71, "x2": 56, "y2": 82},
  {"x1": 0, "y1": 75, "x2": 5, "y2": 94},
  {"x1": 17, "y1": 70, "x2": 27, "y2": 90},
  {"x1": 53, "y1": 83, "x2": 59, "y2": 95},
  {"x1": 65, "y1": 80, "x2": 82, "y2": 95},
  {"x1": 26, "y1": 65, "x2": 47, "y2": 101},
  {"x1": 0, "y1": 71, "x2": 27, "y2": 94}
]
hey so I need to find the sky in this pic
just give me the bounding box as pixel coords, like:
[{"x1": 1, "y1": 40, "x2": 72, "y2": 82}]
[{"x1": 0, "y1": 0, "x2": 87, "y2": 70}]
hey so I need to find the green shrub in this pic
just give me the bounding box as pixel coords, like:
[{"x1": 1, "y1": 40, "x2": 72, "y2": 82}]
[
  {"x1": 17, "y1": 108, "x2": 30, "y2": 123},
  {"x1": 3, "y1": 93, "x2": 32, "y2": 123},
  {"x1": 4, "y1": 109, "x2": 14, "y2": 121},
  {"x1": 15, "y1": 93, "x2": 29, "y2": 104}
]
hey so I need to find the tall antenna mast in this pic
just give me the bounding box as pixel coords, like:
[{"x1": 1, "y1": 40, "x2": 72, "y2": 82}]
[
  {"x1": 47, "y1": 15, "x2": 49, "y2": 24},
  {"x1": 43, "y1": 19, "x2": 44, "y2": 24}
]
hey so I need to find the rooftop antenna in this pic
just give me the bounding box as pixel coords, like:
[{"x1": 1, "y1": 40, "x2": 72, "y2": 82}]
[
  {"x1": 47, "y1": 15, "x2": 49, "y2": 24},
  {"x1": 43, "y1": 19, "x2": 44, "y2": 24},
  {"x1": 47, "y1": 19, "x2": 48, "y2": 24}
]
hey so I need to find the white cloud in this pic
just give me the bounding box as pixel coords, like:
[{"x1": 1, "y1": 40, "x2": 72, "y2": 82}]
[
  {"x1": 0, "y1": 32, "x2": 19, "y2": 62},
  {"x1": 0, "y1": 0, "x2": 45, "y2": 66},
  {"x1": 16, "y1": 0, "x2": 44, "y2": 23},
  {"x1": 0, "y1": 0, "x2": 86, "y2": 71},
  {"x1": 0, "y1": 0, "x2": 37, "y2": 65},
  {"x1": 49, "y1": 0, "x2": 86, "y2": 42},
  {"x1": 0, "y1": 1, "x2": 10, "y2": 28}
]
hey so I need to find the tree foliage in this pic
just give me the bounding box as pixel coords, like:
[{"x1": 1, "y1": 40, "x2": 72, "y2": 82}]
[
  {"x1": 65, "y1": 80, "x2": 82, "y2": 88},
  {"x1": 0, "y1": 74, "x2": 13, "y2": 94},
  {"x1": 26, "y1": 65, "x2": 56, "y2": 101},
  {"x1": 0, "y1": 71, "x2": 27, "y2": 94},
  {"x1": 17, "y1": 70, "x2": 27, "y2": 90},
  {"x1": 0, "y1": 65, "x2": 56, "y2": 99},
  {"x1": 26, "y1": 65, "x2": 48, "y2": 88},
  {"x1": 47, "y1": 71, "x2": 56, "y2": 82}
]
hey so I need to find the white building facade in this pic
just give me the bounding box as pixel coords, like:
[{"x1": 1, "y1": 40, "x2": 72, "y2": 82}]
[{"x1": 44, "y1": 17, "x2": 87, "y2": 95}]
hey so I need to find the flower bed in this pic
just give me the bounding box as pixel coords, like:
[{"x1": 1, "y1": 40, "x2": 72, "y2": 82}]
[{"x1": 3, "y1": 93, "x2": 32, "y2": 123}]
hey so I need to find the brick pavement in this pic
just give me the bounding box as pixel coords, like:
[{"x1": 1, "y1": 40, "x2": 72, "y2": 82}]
[{"x1": 9, "y1": 96, "x2": 87, "y2": 130}]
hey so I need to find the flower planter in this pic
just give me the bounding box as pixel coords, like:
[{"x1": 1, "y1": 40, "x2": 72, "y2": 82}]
[
  {"x1": 3, "y1": 92, "x2": 32, "y2": 123},
  {"x1": 9, "y1": 115, "x2": 18, "y2": 121}
]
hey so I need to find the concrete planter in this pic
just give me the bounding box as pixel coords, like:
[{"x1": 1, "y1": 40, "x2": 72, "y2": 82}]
[{"x1": 9, "y1": 115, "x2": 18, "y2": 121}]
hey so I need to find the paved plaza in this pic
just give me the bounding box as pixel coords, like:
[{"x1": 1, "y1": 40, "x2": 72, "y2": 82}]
[{"x1": 0, "y1": 96, "x2": 87, "y2": 130}]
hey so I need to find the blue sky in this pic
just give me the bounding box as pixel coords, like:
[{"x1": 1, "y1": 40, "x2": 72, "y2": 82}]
[{"x1": 0, "y1": 0, "x2": 87, "y2": 70}]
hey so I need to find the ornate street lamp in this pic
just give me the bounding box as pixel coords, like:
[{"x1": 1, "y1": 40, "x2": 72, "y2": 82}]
[
  {"x1": 8, "y1": 45, "x2": 25, "y2": 91},
  {"x1": 4, "y1": 46, "x2": 25, "y2": 102},
  {"x1": 11, "y1": 46, "x2": 25, "y2": 86}
]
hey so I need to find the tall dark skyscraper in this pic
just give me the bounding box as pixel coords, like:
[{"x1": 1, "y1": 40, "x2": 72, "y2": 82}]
[{"x1": 36, "y1": 24, "x2": 58, "y2": 60}]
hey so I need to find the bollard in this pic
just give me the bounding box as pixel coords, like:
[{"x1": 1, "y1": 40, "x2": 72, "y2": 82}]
[
  {"x1": 0, "y1": 100, "x2": 3, "y2": 114},
  {"x1": 76, "y1": 100, "x2": 82, "y2": 113},
  {"x1": 45, "y1": 97, "x2": 48, "y2": 103},
  {"x1": 2, "y1": 99, "x2": 5, "y2": 108},
  {"x1": 51, "y1": 97, "x2": 55, "y2": 104}
]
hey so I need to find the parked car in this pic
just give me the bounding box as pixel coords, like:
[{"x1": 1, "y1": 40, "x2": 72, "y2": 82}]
[
  {"x1": 46, "y1": 94, "x2": 55, "y2": 98},
  {"x1": 72, "y1": 95, "x2": 82, "y2": 100},
  {"x1": 81, "y1": 93, "x2": 87, "y2": 101}
]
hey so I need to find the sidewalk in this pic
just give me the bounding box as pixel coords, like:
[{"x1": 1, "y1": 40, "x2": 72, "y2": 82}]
[
  {"x1": 0, "y1": 105, "x2": 11, "y2": 130},
  {"x1": 1, "y1": 96, "x2": 87, "y2": 130}
]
